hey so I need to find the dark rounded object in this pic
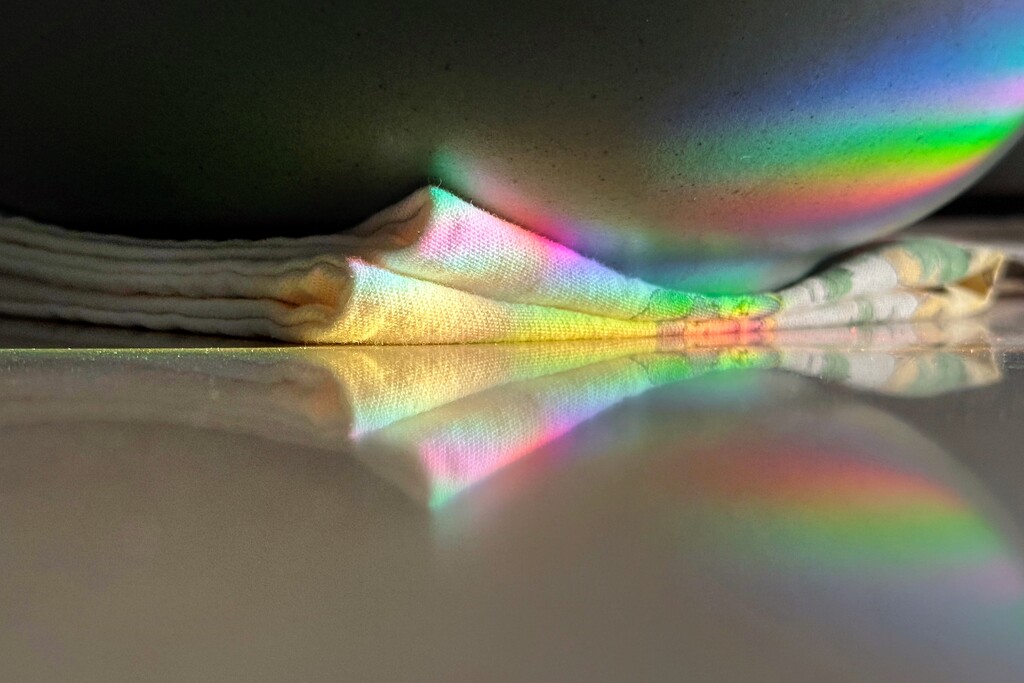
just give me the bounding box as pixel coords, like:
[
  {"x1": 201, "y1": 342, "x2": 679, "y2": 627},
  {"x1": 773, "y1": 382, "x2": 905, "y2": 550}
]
[{"x1": 2, "y1": 1, "x2": 1023, "y2": 292}]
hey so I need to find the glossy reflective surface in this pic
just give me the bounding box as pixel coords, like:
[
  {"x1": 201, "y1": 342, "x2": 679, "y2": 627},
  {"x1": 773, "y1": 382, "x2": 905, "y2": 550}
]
[{"x1": 2, "y1": 304, "x2": 1024, "y2": 682}]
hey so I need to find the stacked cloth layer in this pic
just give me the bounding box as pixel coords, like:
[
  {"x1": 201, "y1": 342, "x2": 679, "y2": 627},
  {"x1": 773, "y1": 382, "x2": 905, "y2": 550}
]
[{"x1": 0, "y1": 187, "x2": 1007, "y2": 344}]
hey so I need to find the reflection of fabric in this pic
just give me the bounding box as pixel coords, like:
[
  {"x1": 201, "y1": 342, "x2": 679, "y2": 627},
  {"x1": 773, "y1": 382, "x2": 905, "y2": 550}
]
[
  {"x1": 0, "y1": 321, "x2": 1000, "y2": 506},
  {"x1": 354, "y1": 334, "x2": 1000, "y2": 506},
  {"x1": 0, "y1": 187, "x2": 1006, "y2": 343},
  {"x1": 770, "y1": 320, "x2": 1000, "y2": 397}
]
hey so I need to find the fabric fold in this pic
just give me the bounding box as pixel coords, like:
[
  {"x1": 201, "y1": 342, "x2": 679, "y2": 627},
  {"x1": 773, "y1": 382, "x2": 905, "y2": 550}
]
[{"x1": 0, "y1": 187, "x2": 1007, "y2": 344}]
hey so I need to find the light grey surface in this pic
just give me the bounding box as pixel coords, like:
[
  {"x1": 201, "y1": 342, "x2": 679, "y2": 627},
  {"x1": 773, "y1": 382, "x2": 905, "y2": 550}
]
[{"x1": 1, "y1": 304, "x2": 1024, "y2": 682}]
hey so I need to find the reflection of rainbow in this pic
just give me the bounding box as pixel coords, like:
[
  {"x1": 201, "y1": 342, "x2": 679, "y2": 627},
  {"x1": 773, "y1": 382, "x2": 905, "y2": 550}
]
[
  {"x1": 357, "y1": 348, "x2": 776, "y2": 507},
  {"x1": 658, "y1": 14, "x2": 1024, "y2": 238},
  {"x1": 657, "y1": 419, "x2": 1024, "y2": 671},
  {"x1": 683, "y1": 446, "x2": 1018, "y2": 579}
]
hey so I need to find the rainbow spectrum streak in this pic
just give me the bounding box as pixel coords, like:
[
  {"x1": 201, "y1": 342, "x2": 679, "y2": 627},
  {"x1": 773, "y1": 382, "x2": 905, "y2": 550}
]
[
  {"x1": 657, "y1": 418, "x2": 1024, "y2": 670},
  {"x1": 656, "y1": 12, "x2": 1024, "y2": 243},
  {"x1": 354, "y1": 340, "x2": 998, "y2": 508},
  {"x1": 357, "y1": 348, "x2": 777, "y2": 508},
  {"x1": 425, "y1": 7, "x2": 1024, "y2": 295}
]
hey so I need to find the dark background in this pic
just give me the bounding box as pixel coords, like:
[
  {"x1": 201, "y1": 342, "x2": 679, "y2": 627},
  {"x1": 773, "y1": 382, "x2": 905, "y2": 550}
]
[{"x1": 951, "y1": 141, "x2": 1024, "y2": 214}]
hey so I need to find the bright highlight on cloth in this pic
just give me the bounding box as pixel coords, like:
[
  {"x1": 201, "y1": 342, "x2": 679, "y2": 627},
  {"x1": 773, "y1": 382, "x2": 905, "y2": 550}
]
[{"x1": 0, "y1": 187, "x2": 1006, "y2": 344}]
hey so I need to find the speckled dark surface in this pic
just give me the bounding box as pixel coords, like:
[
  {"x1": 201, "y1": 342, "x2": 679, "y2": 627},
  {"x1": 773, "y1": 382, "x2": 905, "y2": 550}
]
[
  {"x1": 2, "y1": 1, "x2": 1023, "y2": 292},
  {"x1": 975, "y1": 140, "x2": 1024, "y2": 196}
]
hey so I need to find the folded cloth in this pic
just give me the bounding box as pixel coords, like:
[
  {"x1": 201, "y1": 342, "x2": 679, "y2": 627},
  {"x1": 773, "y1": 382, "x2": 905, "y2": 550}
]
[{"x1": 0, "y1": 187, "x2": 1007, "y2": 344}]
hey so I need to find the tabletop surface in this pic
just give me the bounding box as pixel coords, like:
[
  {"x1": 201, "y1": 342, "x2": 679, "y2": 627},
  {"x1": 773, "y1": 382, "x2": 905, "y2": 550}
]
[{"x1": 2, "y1": 298, "x2": 1024, "y2": 682}]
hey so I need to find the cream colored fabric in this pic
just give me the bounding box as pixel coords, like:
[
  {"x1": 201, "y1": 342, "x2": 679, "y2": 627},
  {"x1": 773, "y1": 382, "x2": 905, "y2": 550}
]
[{"x1": 0, "y1": 187, "x2": 1005, "y2": 343}]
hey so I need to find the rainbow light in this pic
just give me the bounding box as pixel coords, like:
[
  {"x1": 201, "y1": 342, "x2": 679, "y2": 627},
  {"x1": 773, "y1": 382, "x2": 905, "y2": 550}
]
[
  {"x1": 656, "y1": 425, "x2": 1024, "y2": 666},
  {"x1": 358, "y1": 348, "x2": 776, "y2": 507},
  {"x1": 656, "y1": 11, "x2": 1024, "y2": 239},
  {"x1": 432, "y1": 8, "x2": 1024, "y2": 295},
  {"x1": 680, "y1": 446, "x2": 1012, "y2": 573}
]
